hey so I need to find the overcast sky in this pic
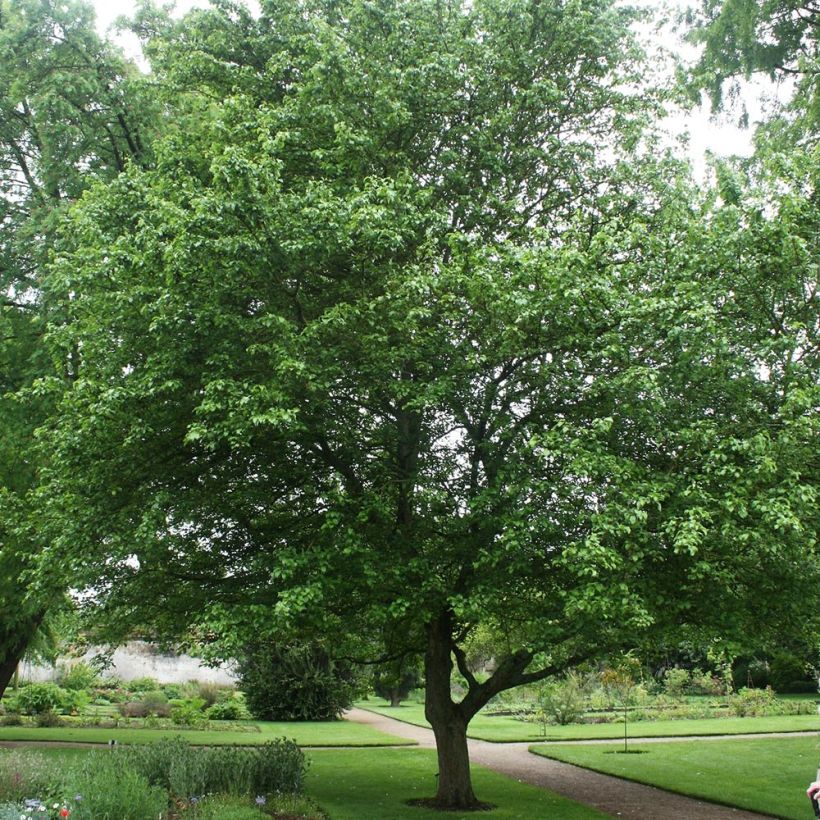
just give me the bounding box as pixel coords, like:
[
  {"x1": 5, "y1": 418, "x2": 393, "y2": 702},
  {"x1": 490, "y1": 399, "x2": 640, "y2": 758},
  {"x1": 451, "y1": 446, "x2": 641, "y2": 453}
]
[{"x1": 90, "y1": 0, "x2": 792, "y2": 172}]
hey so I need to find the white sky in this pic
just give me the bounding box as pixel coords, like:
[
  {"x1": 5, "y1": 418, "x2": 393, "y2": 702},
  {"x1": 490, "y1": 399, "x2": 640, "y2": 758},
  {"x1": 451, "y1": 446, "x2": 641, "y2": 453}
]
[{"x1": 91, "y1": 0, "x2": 791, "y2": 172}]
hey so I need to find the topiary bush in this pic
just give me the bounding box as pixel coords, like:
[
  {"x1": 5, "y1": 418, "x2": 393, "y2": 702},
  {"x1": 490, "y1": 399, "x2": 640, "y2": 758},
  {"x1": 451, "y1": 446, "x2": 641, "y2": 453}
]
[{"x1": 237, "y1": 642, "x2": 357, "y2": 721}]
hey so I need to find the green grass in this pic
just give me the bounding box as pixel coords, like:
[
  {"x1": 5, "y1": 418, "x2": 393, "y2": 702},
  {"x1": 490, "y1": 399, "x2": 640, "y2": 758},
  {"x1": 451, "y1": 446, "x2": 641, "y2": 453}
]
[
  {"x1": 305, "y1": 748, "x2": 607, "y2": 819},
  {"x1": 531, "y1": 735, "x2": 820, "y2": 820},
  {"x1": 358, "y1": 701, "x2": 820, "y2": 742},
  {"x1": 0, "y1": 718, "x2": 413, "y2": 747}
]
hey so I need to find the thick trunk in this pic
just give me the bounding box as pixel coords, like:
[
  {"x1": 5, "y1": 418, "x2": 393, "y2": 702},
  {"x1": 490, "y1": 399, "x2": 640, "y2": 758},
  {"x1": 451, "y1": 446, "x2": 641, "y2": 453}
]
[
  {"x1": 389, "y1": 689, "x2": 402, "y2": 708},
  {"x1": 0, "y1": 614, "x2": 43, "y2": 700},
  {"x1": 430, "y1": 711, "x2": 477, "y2": 807},
  {"x1": 0, "y1": 652, "x2": 19, "y2": 700},
  {"x1": 424, "y1": 610, "x2": 481, "y2": 809}
]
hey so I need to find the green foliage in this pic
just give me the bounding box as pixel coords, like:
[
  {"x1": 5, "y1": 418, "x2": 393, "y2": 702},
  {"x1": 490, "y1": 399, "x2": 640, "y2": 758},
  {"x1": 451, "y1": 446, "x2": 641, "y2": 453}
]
[
  {"x1": 127, "y1": 677, "x2": 161, "y2": 694},
  {"x1": 238, "y1": 643, "x2": 357, "y2": 722},
  {"x1": 9, "y1": 683, "x2": 72, "y2": 716},
  {"x1": 768, "y1": 652, "x2": 816, "y2": 693},
  {"x1": 0, "y1": 751, "x2": 56, "y2": 802},
  {"x1": 119, "y1": 690, "x2": 171, "y2": 718},
  {"x1": 206, "y1": 699, "x2": 251, "y2": 721},
  {"x1": 33, "y1": 711, "x2": 62, "y2": 728},
  {"x1": 66, "y1": 753, "x2": 167, "y2": 820},
  {"x1": 727, "y1": 686, "x2": 816, "y2": 716},
  {"x1": 687, "y1": 0, "x2": 819, "y2": 118},
  {"x1": 170, "y1": 698, "x2": 208, "y2": 727},
  {"x1": 189, "y1": 792, "x2": 327, "y2": 819},
  {"x1": 118, "y1": 736, "x2": 307, "y2": 797},
  {"x1": 535, "y1": 674, "x2": 586, "y2": 727},
  {"x1": 26, "y1": 0, "x2": 820, "y2": 806},
  {"x1": 662, "y1": 668, "x2": 690, "y2": 698},
  {"x1": 372, "y1": 658, "x2": 422, "y2": 707},
  {"x1": 0, "y1": 0, "x2": 161, "y2": 696},
  {"x1": 56, "y1": 663, "x2": 99, "y2": 692},
  {"x1": 194, "y1": 681, "x2": 226, "y2": 708}
]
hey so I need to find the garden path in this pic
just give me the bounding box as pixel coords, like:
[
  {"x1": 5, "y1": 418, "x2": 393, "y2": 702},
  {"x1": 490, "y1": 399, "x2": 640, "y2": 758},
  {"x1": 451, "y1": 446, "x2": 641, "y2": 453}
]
[{"x1": 345, "y1": 707, "x2": 776, "y2": 819}]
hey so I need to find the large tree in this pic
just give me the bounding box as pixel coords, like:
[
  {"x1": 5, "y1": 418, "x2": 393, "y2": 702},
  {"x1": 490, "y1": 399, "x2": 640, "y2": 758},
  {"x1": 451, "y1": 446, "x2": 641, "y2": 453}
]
[
  {"x1": 39, "y1": 0, "x2": 818, "y2": 808},
  {"x1": 0, "y1": 0, "x2": 158, "y2": 697}
]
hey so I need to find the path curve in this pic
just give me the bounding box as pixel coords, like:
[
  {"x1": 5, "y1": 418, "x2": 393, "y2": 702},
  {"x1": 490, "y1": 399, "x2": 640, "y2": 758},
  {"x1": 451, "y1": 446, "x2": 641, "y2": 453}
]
[{"x1": 345, "y1": 708, "x2": 775, "y2": 819}]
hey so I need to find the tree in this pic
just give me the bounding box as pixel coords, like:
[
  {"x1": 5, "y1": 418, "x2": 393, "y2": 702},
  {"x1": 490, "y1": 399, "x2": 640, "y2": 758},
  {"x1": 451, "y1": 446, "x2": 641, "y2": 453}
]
[
  {"x1": 39, "y1": 0, "x2": 818, "y2": 808},
  {"x1": 686, "y1": 0, "x2": 819, "y2": 120},
  {"x1": 0, "y1": 0, "x2": 158, "y2": 698}
]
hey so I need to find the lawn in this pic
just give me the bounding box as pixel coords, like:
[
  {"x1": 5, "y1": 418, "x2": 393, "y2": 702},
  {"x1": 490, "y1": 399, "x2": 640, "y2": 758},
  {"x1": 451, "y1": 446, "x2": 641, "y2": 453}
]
[
  {"x1": 0, "y1": 718, "x2": 413, "y2": 747},
  {"x1": 531, "y1": 735, "x2": 820, "y2": 820},
  {"x1": 358, "y1": 701, "x2": 820, "y2": 742},
  {"x1": 306, "y1": 748, "x2": 608, "y2": 819}
]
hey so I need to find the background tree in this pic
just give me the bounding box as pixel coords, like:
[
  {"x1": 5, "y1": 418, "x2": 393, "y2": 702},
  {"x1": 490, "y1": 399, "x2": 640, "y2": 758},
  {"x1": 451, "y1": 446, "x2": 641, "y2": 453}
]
[
  {"x1": 38, "y1": 0, "x2": 818, "y2": 809},
  {"x1": 686, "y1": 0, "x2": 819, "y2": 118},
  {"x1": 0, "y1": 0, "x2": 159, "y2": 697}
]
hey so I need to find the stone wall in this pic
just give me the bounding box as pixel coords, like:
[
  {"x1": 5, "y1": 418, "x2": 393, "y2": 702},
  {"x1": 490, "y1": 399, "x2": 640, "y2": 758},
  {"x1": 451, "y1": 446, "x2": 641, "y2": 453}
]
[{"x1": 20, "y1": 641, "x2": 237, "y2": 685}]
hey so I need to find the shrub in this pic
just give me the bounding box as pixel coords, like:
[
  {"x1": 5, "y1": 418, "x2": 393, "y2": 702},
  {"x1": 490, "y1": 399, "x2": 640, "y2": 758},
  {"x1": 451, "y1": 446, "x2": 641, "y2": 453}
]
[
  {"x1": 662, "y1": 668, "x2": 690, "y2": 698},
  {"x1": 9, "y1": 683, "x2": 71, "y2": 716},
  {"x1": 237, "y1": 641, "x2": 357, "y2": 721},
  {"x1": 66, "y1": 753, "x2": 167, "y2": 820},
  {"x1": 126, "y1": 676, "x2": 160, "y2": 693},
  {"x1": 57, "y1": 662, "x2": 99, "y2": 692},
  {"x1": 730, "y1": 686, "x2": 778, "y2": 716},
  {"x1": 689, "y1": 668, "x2": 723, "y2": 696},
  {"x1": 118, "y1": 701, "x2": 148, "y2": 718},
  {"x1": 34, "y1": 710, "x2": 62, "y2": 728},
  {"x1": 170, "y1": 697, "x2": 208, "y2": 727},
  {"x1": 119, "y1": 736, "x2": 307, "y2": 798},
  {"x1": 206, "y1": 699, "x2": 251, "y2": 721},
  {"x1": 195, "y1": 681, "x2": 225, "y2": 708},
  {"x1": 161, "y1": 682, "x2": 184, "y2": 699},
  {"x1": 0, "y1": 714, "x2": 22, "y2": 727},
  {"x1": 769, "y1": 652, "x2": 816, "y2": 693},
  {"x1": 535, "y1": 673, "x2": 586, "y2": 726},
  {"x1": 141, "y1": 690, "x2": 171, "y2": 716}
]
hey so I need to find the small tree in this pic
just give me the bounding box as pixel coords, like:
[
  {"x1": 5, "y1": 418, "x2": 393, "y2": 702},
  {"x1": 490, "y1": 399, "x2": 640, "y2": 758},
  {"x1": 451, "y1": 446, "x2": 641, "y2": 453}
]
[
  {"x1": 601, "y1": 656, "x2": 642, "y2": 753},
  {"x1": 373, "y1": 657, "x2": 422, "y2": 707}
]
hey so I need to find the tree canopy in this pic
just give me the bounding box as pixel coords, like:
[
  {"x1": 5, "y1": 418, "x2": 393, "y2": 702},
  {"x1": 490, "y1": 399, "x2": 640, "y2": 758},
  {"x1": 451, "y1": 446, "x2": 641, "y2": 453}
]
[
  {"x1": 0, "y1": 0, "x2": 159, "y2": 695},
  {"x1": 12, "y1": 0, "x2": 820, "y2": 809}
]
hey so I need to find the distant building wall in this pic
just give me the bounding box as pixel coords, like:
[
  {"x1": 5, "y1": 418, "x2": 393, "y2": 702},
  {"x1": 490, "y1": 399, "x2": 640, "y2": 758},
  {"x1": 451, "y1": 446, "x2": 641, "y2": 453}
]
[{"x1": 20, "y1": 641, "x2": 237, "y2": 685}]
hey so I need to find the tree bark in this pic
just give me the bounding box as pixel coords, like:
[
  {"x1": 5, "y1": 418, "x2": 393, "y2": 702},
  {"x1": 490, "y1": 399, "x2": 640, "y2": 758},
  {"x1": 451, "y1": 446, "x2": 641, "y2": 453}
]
[
  {"x1": 424, "y1": 610, "x2": 481, "y2": 809},
  {"x1": 0, "y1": 614, "x2": 43, "y2": 700}
]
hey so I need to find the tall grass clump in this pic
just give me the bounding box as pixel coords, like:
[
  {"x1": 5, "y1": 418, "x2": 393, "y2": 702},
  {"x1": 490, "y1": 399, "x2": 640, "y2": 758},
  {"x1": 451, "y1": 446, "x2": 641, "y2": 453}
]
[
  {"x1": 0, "y1": 751, "x2": 59, "y2": 802},
  {"x1": 118, "y1": 737, "x2": 308, "y2": 798},
  {"x1": 64, "y1": 753, "x2": 167, "y2": 820}
]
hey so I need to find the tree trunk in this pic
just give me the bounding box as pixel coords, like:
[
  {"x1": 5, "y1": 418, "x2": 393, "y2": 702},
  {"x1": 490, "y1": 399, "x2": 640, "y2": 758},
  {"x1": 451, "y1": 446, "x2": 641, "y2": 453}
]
[
  {"x1": 0, "y1": 651, "x2": 20, "y2": 700},
  {"x1": 389, "y1": 689, "x2": 402, "y2": 708},
  {"x1": 424, "y1": 610, "x2": 481, "y2": 809},
  {"x1": 0, "y1": 614, "x2": 43, "y2": 700}
]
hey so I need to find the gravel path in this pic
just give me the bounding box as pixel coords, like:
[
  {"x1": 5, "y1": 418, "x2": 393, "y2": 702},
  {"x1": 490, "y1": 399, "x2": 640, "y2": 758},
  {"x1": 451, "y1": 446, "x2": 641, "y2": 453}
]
[{"x1": 345, "y1": 708, "x2": 778, "y2": 819}]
